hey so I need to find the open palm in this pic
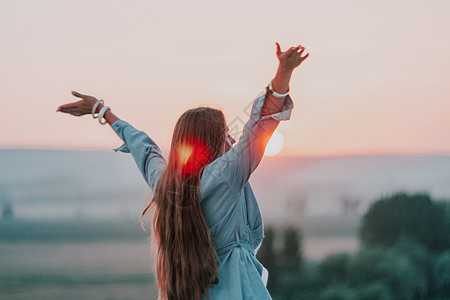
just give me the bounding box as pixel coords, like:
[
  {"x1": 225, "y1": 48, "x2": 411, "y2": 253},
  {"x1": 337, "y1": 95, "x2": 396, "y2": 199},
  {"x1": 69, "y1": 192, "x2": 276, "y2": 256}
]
[{"x1": 57, "y1": 91, "x2": 98, "y2": 117}]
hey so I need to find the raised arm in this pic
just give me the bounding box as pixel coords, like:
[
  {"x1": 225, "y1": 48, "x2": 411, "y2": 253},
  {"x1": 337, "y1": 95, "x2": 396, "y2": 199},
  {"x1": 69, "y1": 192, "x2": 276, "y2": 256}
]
[
  {"x1": 57, "y1": 92, "x2": 166, "y2": 191},
  {"x1": 219, "y1": 42, "x2": 309, "y2": 193},
  {"x1": 262, "y1": 42, "x2": 309, "y2": 116}
]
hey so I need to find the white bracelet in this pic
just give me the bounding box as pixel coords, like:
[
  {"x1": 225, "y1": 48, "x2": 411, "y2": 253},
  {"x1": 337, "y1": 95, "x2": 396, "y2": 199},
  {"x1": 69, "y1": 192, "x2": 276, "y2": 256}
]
[
  {"x1": 268, "y1": 80, "x2": 289, "y2": 98},
  {"x1": 98, "y1": 106, "x2": 110, "y2": 125},
  {"x1": 92, "y1": 99, "x2": 104, "y2": 119}
]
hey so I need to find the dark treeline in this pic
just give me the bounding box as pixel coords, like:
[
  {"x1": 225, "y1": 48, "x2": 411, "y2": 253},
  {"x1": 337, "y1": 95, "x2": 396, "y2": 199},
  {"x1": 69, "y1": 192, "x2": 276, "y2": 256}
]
[{"x1": 257, "y1": 192, "x2": 450, "y2": 300}]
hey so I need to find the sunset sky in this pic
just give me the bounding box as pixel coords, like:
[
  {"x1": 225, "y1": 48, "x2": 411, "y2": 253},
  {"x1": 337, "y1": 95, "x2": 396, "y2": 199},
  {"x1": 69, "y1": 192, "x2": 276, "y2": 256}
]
[{"x1": 1, "y1": 0, "x2": 449, "y2": 157}]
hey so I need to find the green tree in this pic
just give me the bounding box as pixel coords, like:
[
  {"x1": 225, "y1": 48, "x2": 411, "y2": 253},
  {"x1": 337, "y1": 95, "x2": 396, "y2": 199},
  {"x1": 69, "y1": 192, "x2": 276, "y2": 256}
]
[
  {"x1": 432, "y1": 201, "x2": 450, "y2": 251},
  {"x1": 360, "y1": 192, "x2": 448, "y2": 252},
  {"x1": 279, "y1": 226, "x2": 302, "y2": 271},
  {"x1": 433, "y1": 250, "x2": 450, "y2": 298}
]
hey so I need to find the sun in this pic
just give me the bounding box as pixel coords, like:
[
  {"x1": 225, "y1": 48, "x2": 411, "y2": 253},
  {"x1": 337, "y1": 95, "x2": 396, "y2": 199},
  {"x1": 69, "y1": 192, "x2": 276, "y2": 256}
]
[{"x1": 264, "y1": 129, "x2": 284, "y2": 157}]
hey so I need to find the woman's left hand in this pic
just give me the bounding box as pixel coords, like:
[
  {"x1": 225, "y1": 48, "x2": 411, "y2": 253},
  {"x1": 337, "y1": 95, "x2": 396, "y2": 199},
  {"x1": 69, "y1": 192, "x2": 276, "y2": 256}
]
[{"x1": 57, "y1": 91, "x2": 99, "y2": 116}]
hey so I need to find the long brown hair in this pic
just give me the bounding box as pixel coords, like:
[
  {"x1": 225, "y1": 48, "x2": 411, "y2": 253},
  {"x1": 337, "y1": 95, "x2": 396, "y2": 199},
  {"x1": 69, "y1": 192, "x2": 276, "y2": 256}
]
[{"x1": 142, "y1": 106, "x2": 227, "y2": 300}]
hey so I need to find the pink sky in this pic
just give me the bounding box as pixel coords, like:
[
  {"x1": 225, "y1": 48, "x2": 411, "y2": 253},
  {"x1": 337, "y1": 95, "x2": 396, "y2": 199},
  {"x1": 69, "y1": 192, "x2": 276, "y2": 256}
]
[{"x1": 1, "y1": 0, "x2": 449, "y2": 157}]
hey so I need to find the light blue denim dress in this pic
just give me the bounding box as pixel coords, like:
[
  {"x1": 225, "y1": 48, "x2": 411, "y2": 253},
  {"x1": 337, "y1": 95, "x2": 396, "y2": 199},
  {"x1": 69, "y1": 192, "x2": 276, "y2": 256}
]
[{"x1": 112, "y1": 88, "x2": 293, "y2": 300}]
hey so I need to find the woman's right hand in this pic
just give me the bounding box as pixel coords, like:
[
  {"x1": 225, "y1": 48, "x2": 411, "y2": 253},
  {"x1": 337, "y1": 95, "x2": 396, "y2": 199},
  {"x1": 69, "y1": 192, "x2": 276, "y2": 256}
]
[
  {"x1": 56, "y1": 91, "x2": 100, "y2": 116},
  {"x1": 275, "y1": 42, "x2": 309, "y2": 72}
]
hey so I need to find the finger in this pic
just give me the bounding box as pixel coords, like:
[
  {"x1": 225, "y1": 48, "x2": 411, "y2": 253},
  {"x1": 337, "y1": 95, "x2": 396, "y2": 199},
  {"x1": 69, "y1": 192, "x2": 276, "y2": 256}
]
[
  {"x1": 275, "y1": 42, "x2": 281, "y2": 56},
  {"x1": 58, "y1": 106, "x2": 83, "y2": 113},
  {"x1": 71, "y1": 90, "x2": 86, "y2": 99},
  {"x1": 58, "y1": 103, "x2": 77, "y2": 110},
  {"x1": 57, "y1": 109, "x2": 77, "y2": 115},
  {"x1": 301, "y1": 52, "x2": 310, "y2": 60},
  {"x1": 287, "y1": 46, "x2": 300, "y2": 57},
  {"x1": 57, "y1": 105, "x2": 72, "y2": 112},
  {"x1": 297, "y1": 47, "x2": 305, "y2": 56},
  {"x1": 60, "y1": 109, "x2": 85, "y2": 116},
  {"x1": 57, "y1": 101, "x2": 82, "y2": 111},
  {"x1": 64, "y1": 106, "x2": 86, "y2": 112},
  {"x1": 57, "y1": 108, "x2": 77, "y2": 114}
]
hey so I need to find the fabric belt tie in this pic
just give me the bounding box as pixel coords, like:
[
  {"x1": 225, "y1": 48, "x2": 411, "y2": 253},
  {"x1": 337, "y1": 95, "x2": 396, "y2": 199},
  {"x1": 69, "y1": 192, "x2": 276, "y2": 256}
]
[{"x1": 215, "y1": 232, "x2": 255, "y2": 257}]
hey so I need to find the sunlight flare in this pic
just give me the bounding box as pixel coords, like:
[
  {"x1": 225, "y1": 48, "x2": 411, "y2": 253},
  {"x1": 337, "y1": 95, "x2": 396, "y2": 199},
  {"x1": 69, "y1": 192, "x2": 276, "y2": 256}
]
[
  {"x1": 264, "y1": 129, "x2": 284, "y2": 157},
  {"x1": 178, "y1": 144, "x2": 193, "y2": 166}
]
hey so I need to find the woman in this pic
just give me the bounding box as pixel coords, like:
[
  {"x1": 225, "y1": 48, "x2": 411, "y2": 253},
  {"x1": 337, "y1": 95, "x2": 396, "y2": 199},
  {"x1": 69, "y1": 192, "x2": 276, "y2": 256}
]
[{"x1": 57, "y1": 42, "x2": 309, "y2": 300}]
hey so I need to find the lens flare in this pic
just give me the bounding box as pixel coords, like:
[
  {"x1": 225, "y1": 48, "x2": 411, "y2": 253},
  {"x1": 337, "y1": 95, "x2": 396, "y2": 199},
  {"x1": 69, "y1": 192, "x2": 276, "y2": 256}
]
[
  {"x1": 175, "y1": 137, "x2": 212, "y2": 176},
  {"x1": 178, "y1": 144, "x2": 193, "y2": 166}
]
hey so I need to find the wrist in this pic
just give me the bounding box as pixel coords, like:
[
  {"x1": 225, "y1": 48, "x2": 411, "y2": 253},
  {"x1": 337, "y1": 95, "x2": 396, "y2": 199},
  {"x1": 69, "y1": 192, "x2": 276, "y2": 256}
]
[
  {"x1": 271, "y1": 67, "x2": 292, "y2": 95},
  {"x1": 92, "y1": 99, "x2": 104, "y2": 118},
  {"x1": 95, "y1": 103, "x2": 104, "y2": 114},
  {"x1": 98, "y1": 105, "x2": 111, "y2": 125},
  {"x1": 268, "y1": 80, "x2": 289, "y2": 98},
  {"x1": 276, "y1": 65, "x2": 294, "y2": 75}
]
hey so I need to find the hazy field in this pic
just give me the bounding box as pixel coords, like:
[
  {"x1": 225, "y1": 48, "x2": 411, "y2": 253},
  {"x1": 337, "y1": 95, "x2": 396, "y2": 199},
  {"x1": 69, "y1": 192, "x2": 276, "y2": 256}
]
[{"x1": 0, "y1": 217, "x2": 358, "y2": 300}]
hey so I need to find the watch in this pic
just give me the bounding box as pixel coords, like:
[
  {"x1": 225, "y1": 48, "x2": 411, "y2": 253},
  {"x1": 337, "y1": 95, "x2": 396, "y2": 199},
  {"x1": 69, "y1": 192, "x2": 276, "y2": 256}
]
[{"x1": 267, "y1": 80, "x2": 289, "y2": 98}]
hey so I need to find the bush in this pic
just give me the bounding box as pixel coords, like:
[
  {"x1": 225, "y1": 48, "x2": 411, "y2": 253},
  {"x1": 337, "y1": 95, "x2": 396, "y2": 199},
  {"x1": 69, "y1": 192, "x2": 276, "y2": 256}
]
[
  {"x1": 319, "y1": 284, "x2": 357, "y2": 300},
  {"x1": 349, "y1": 245, "x2": 427, "y2": 299},
  {"x1": 317, "y1": 253, "x2": 350, "y2": 285},
  {"x1": 354, "y1": 280, "x2": 393, "y2": 300}
]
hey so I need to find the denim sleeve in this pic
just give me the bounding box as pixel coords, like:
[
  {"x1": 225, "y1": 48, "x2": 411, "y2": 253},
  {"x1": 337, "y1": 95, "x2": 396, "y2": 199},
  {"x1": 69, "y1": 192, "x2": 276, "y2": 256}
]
[
  {"x1": 111, "y1": 120, "x2": 166, "y2": 192},
  {"x1": 220, "y1": 88, "x2": 293, "y2": 193}
]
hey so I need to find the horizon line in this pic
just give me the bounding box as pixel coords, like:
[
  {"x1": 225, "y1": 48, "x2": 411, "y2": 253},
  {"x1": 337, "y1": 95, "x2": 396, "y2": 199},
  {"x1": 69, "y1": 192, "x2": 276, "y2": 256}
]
[{"x1": 1, "y1": 146, "x2": 449, "y2": 159}]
